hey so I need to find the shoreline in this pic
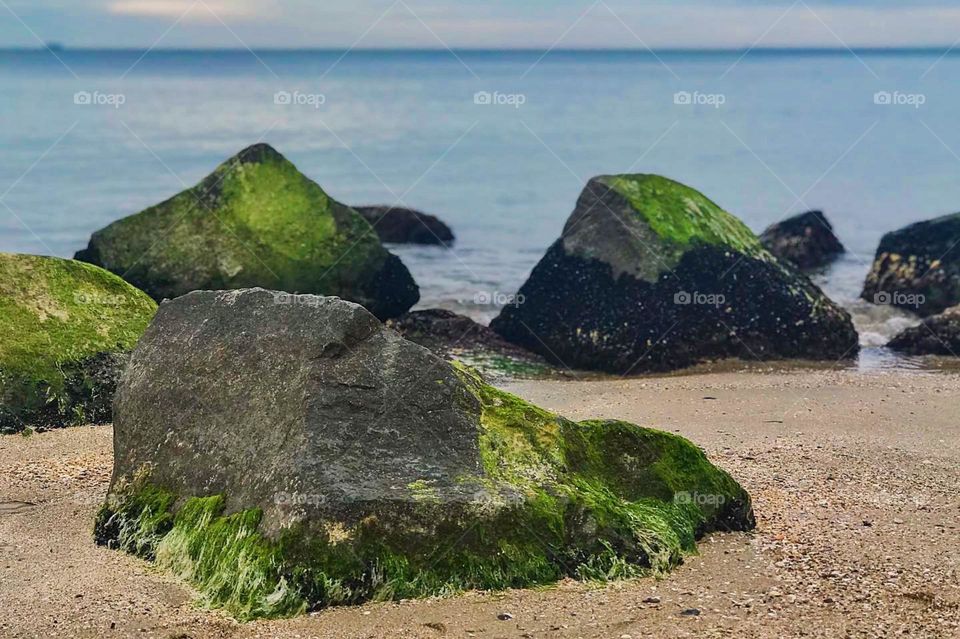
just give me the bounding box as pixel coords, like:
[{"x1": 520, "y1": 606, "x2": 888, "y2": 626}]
[{"x1": 1, "y1": 369, "x2": 958, "y2": 638}]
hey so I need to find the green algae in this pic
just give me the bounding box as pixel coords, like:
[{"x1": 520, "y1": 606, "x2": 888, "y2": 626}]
[
  {"x1": 599, "y1": 174, "x2": 768, "y2": 259},
  {"x1": 78, "y1": 146, "x2": 393, "y2": 305},
  {"x1": 0, "y1": 253, "x2": 157, "y2": 430},
  {"x1": 95, "y1": 364, "x2": 752, "y2": 621}
]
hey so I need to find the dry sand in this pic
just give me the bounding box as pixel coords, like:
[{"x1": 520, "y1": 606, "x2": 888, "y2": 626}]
[{"x1": 1, "y1": 369, "x2": 958, "y2": 639}]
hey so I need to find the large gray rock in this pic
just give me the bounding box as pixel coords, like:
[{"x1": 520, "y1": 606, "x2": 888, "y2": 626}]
[
  {"x1": 108, "y1": 289, "x2": 479, "y2": 526},
  {"x1": 96, "y1": 288, "x2": 754, "y2": 620}
]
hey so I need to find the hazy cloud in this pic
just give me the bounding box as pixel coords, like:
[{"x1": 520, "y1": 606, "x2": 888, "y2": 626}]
[
  {"x1": 106, "y1": 1, "x2": 257, "y2": 20},
  {"x1": 3, "y1": 1, "x2": 960, "y2": 48}
]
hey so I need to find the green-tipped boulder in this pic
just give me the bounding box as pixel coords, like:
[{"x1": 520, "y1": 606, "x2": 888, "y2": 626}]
[
  {"x1": 491, "y1": 175, "x2": 859, "y2": 373},
  {"x1": 95, "y1": 288, "x2": 753, "y2": 621},
  {"x1": 75, "y1": 144, "x2": 419, "y2": 320},
  {"x1": 0, "y1": 253, "x2": 156, "y2": 432}
]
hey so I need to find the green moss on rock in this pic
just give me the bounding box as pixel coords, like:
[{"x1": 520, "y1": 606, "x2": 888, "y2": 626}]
[
  {"x1": 0, "y1": 253, "x2": 156, "y2": 431},
  {"x1": 96, "y1": 363, "x2": 753, "y2": 621},
  {"x1": 75, "y1": 144, "x2": 418, "y2": 319},
  {"x1": 599, "y1": 174, "x2": 767, "y2": 259}
]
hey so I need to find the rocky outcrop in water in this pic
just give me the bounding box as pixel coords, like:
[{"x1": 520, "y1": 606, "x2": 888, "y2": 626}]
[
  {"x1": 95, "y1": 288, "x2": 754, "y2": 620},
  {"x1": 490, "y1": 175, "x2": 859, "y2": 374},
  {"x1": 759, "y1": 210, "x2": 845, "y2": 270},
  {"x1": 861, "y1": 212, "x2": 960, "y2": 317},
  {"x1": 887, "y1": 305, "x2": 960, "y2": 355},
  {"x1": 386, "y1": 309, "x2": 556, "y2": 379},
  {"x1": 354, "y1": 205, "x2": 454, "y2": 245},
  {"x1": 75, "y1": 144, "x2": 418, "y2": 319}
]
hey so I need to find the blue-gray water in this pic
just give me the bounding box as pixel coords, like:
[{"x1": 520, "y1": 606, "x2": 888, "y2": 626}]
[{"x1": 2, "y1": 49, "x2": 958, "y2": 371}]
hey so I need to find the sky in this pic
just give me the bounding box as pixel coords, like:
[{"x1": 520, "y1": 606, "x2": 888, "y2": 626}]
[{"x1": 3, "y1": 1, "x2": 960, "y2": 49}]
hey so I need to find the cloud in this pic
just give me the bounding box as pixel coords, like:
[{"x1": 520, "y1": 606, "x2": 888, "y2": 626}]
[{"x1": 106, "y1": 0, "x2": 257, "y2": 21}]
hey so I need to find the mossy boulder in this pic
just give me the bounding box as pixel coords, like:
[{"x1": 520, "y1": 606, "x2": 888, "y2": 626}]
[
  {"x1": 354, "y1": 205, "x2": 455, "y2": 245},
  {"x1": 887, "y1": 305, "x2": 960, "y2": 355},
  {"x1": 490, "y1": 175, "x2": 859, "y2": 373},
  {"x1": 75, "y1": 144, "x2": 419, "y2": 320},
  {"x1": 759, "y1": 210, "x2": 845, "y2": 270},
  {"x1": 0, "y1": 253, "x2": 156, "y2": 432},
  {"x1": 862, "y1": 212, "x2": 960, "y2": 317},
  {"x1": 95, "y1": 288, "x2": 754, "y2": 620}
]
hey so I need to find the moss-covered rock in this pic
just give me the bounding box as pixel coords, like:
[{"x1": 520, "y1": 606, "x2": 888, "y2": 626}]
[
  {"x1": 75, "y1": 144, "x2": 419, "y2": 320},
  {"x1": 862, "y1": 212, "x2": 960, "y2": 317},
  {"x1": 0, "y1": 253, "x2": 156, "y2": 432},
  {"x1": 491, "y1": 175, "x2": 859, "y2": 373},
  {"x1": 95, "y1": 288, "x2": 753, "y2": 621}
]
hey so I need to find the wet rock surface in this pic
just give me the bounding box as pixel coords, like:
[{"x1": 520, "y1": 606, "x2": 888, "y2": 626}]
[
  {"x1": 386, "y1": 309, "x2": 558, "y2": 379},
  {"x1": 887, "y1": 305, "x2": 960, "y2": 355},
  {"x1": 491, "y1": 175, "x2": 859, "y2": 374},
  {"x1": 861, "y1": 212, "x2": 960, "y2": 317},
  {"x1": 355, "y1": 205, "x2": 455, "y2": 245},
  {"x1": 759, "y1": 210, "x2": 845, "y2": 270}
]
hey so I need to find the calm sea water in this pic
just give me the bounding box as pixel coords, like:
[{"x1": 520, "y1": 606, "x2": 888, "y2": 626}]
[{"x1": 2, "y1": 49, "x2": 959, "y2": 371}]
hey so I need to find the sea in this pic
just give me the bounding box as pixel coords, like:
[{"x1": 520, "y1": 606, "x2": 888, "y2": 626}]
[{"x1": 2, "y1": 48, "x2": 959, "y2": 372}]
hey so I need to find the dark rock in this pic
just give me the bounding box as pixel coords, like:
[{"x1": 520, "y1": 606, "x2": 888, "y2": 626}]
[
  {"x1": 96, "y1": 288, "x2": 754, "y2": 620},
  {"x1": 490, "y1": 175, "x2": 859, "y2": 374},
  {"x1": 887, "y1": 305, "x2": 960, "y2": 355},
  {"x1": 0, "y1": 253, "x2": 156, "y2": 432},
  {"x1": 861, "y1": 212, "x2": 960, "y2": 317},
  {"x1": 680, "y1": 608, "x2": 701, "y2": 616},
  {"x1": 759, "y1": 210, "x2": 845, "y2": 270},
  {"x1": 386, "y1": 309, "x2": 557, "y2": 379},
  {"x1": 75, "y1": 143, "x2": 418, "y2": 320},
  {"x1": 355, "y1": 206, "x2": 454, "y2": 245}
]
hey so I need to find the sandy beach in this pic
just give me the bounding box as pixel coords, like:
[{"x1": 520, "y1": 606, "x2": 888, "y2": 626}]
[{"x1": 1, "y1": 368, "x2": 958, "y2": 639}]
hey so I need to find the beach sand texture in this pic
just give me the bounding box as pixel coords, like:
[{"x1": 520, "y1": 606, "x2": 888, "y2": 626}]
[{"x1": 1, "y1": 370, "x2": 958, "y2": 638}]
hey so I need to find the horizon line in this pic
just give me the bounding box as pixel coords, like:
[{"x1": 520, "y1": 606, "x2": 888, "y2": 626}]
[{"x1": 3, "y1": 45, "x2": 960, "y2": 54}]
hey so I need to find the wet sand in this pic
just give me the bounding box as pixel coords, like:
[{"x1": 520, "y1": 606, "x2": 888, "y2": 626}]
[{"x1": 1, "y1": 369, "x2": 958, "y2": 638}]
